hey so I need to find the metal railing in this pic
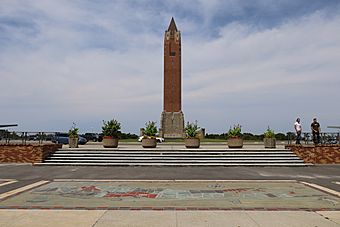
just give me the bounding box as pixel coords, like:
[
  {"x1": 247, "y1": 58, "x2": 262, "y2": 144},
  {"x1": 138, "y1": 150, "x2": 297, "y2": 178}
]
[
  {"x1": 2, "y1": 130, "x2": 339, "y2": 146},
  {"x1": 0, "y1": 131, "x2": 58, "y2": 145},
  {"x1": 287, "y1": 132, "x2": 340, "y2": 145}
]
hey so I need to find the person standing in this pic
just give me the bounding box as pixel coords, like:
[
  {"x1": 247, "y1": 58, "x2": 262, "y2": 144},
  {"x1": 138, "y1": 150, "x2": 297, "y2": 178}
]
[
  {"x1": 311, "y1": 117, "x2": 321, "y2": 144},
  {"x1": 294, "y1": 118, "x2": 302, "y2": 144}
]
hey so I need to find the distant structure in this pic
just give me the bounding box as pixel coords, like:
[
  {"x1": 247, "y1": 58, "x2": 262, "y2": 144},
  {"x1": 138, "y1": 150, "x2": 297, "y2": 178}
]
[
  {"x1": 327, "y1": 126, "x2": 340, "y2": 129},
  {"x1": 0, "y1": 124, "x2": 18, "y2": 128},
  {"x1": 160, "y1": 18, "x2": 185, "y2": 138}
]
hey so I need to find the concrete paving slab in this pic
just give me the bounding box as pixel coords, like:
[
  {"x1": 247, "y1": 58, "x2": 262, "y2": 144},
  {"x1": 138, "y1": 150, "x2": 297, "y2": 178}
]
[
  {"x1": 317, "y1": 211, "x2": 340, "y2": 225},
  {"x1": 0, "y1": 209, "x2": 105, "y2": 227},
  {"x1": 94, "y1": 210, "x2": 177, "y2": 227},
  {"x1": 176, "y1": 211, "x2": 259, "y2": 227},
  {"x1": 0, "y1": 210, "x2": 338, "y2": 227},
  {"x1": 247, "y1": 211, "x2": 340, "y2": 227}
]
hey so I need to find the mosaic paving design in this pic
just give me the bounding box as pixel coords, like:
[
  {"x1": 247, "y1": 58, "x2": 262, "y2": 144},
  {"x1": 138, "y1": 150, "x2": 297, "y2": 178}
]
[{"x1": 0, "y1": 181, "x2": 339, "y2": 210}]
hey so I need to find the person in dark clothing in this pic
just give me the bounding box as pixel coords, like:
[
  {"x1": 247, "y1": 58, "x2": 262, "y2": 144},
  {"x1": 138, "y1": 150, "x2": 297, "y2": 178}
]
[{"x1": 311, "y1": 118, "x2": 321, "y2": 144}]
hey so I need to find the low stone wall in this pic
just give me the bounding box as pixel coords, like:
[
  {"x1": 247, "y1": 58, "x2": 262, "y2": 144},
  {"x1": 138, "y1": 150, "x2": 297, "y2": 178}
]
[
  {"x1": 0, "y1": 143, "x2": 61, "y2": 163},
  {"x1": 286, "y1": 144, "x2": 340, "y2": 164}
]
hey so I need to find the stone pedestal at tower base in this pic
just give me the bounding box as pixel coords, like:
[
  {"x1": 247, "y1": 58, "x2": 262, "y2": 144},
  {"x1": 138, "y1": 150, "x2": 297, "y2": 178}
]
[{"x1": 160, "y1": 111, "x2": 185, "y2": 138}]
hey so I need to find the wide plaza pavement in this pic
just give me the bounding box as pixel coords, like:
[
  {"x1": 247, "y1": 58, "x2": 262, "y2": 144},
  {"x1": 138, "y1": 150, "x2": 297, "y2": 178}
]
[{"x1": 0, "y1": 143, "x2": 339, "y2": 226}]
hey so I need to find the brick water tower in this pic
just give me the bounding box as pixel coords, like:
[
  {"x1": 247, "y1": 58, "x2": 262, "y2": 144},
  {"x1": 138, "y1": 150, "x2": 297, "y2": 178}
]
[{"x1": 160, "y1": 18, "x2": 185, "y2": 138}]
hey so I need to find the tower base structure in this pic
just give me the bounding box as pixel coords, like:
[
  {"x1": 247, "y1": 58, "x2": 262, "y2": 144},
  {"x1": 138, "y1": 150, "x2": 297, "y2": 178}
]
[{"x1": 160, "y1": 111, "x2": 185, "y2": 138}]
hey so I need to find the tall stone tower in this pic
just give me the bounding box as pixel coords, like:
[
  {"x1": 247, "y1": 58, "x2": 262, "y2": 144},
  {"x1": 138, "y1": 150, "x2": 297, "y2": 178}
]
[{"x1": 160, "y1": 18, "x2": 185, "y2": 138}]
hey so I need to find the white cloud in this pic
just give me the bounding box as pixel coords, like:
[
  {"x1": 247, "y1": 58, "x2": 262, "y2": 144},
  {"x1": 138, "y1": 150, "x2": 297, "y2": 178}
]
[
  {"x1": 0, "y1": 1, "x2": 339, "y2": 134},
  {"x1": 183, "y1": 10, "x2": 340, "y2": 133}
]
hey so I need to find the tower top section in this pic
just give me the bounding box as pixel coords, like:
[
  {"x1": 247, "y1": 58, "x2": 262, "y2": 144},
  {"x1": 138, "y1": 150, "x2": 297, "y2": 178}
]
[
  {"x1": 165, "y1": 17, "x2": 180, "y2": 42},
  {"x1": 167, "y1": 17, "x2": 178, "y2": 32}
]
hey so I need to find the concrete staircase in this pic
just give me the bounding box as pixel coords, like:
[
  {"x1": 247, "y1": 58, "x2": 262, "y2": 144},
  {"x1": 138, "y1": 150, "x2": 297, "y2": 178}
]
[{"x1": 36, "y1": 148, "x2": 310, "y2": 166}]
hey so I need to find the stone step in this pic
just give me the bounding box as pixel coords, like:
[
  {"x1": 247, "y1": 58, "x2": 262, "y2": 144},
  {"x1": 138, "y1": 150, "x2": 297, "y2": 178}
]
[
  {"x1": 51, "y1": 153, "x2": 298, "y2": 157},
  {"x1": 55, "y1": 151, "x2": 294, "y2": 155},
  {"x1": 43, "y1": 159, "x2": 304, "y2": 163},
  {"x1": 58, "y1": 149, "x2": 291, "y2": 152},
  {"x1": 40, "y1": 148, "x2": 308, "y2": 166},
  {"x1": 36, "y1": 162, "x2": 311, "y2": 167},
  {"x1": 46, "y1": 156, "x2": 301, "y2": 160}
]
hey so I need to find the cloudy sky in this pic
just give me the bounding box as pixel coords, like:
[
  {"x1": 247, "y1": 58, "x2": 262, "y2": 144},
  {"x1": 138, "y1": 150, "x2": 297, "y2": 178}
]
[{"x1": 1, "y1": 0, "x2": 340, "y2": 134}]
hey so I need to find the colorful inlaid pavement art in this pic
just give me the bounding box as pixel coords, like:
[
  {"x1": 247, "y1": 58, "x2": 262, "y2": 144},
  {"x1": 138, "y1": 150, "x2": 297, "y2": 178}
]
[{"x1": 0, "y1": 180, "x2": 339, "y2": 210}]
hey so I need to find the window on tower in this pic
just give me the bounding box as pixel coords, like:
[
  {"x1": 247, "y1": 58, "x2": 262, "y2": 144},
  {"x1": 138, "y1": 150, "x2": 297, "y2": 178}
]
[{"x1": 170, "y1": 51, "x2": 176, "y2": 56}]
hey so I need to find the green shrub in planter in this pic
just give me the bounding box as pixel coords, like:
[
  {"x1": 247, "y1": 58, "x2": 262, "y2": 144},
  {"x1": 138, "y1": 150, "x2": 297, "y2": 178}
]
[
  {"x1": 144, "y1": 121, "x2": 158, "y2": 137},
  {"x1": 264, "y1": 127, "x2": 276, "y2": 148},
  {"x1": 68, "y1": 122, "x2": 79, "y2": 148},
  {"x1": 102, "y1": 119, "x2": 121, "y2": 148},
  {"x1": 227, "y1": 124, "x2": 242, "y2": 138},
  {"x1": 142, "y1": 121, "x2": 158, "y2": 148},
  {"x1": 185, "y1": 121, "x2": 200, "y2": 148},
  {"x1": 264, "y1": 127, "x2": 275, "y2": 138},
  {"x1": 185, "y1": 121, "x2": 200, "y2": 138},
  {"x1": 227, "y1": 124, "x2": 243, "y2": 148},
  {"x1": 102, "y1": 119, "x2": 121, "y2": 138}
]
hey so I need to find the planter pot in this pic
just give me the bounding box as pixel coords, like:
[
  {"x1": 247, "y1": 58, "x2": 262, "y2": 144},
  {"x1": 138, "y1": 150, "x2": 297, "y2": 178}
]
[
  {"x1": 142, "y1": 138, "x2": 157, "y2": 148},
  {"x1": 264, "y1": 138, "x2": 276, "y2": 148},
  {"x1": 69, "y1": 137, "x2": 78, "y2": 148},
  {"x1": 185, "y1": 138, "x2": 200, "y2": 148},
  {"x1": 227, "y1": 137, "x2": 243, "y2": 148},
  {"x1": 102, "y1": 136, "x2": 119, "y2": 148}
]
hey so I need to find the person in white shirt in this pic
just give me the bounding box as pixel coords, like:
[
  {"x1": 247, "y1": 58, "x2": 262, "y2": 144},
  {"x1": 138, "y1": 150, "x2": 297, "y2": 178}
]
[{"x1": 294, "y1": 118, "x2": 302, "y2": 144}]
